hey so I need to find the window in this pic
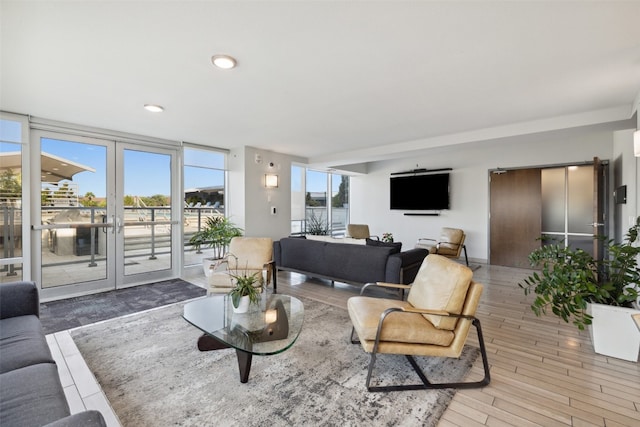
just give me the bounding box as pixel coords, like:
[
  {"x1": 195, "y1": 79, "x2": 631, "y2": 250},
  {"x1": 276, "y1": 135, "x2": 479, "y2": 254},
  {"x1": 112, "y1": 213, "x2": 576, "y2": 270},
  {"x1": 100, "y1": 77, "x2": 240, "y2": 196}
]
[
  {"x1": 0, "y1": 114, "x2": 28, "y2": 282},
  {"x1": 183, "y1": 146, "x2": 226, "y2": 266},
  {"x1": 291, "y1": 166, "x2": 349, "y2": 237}
]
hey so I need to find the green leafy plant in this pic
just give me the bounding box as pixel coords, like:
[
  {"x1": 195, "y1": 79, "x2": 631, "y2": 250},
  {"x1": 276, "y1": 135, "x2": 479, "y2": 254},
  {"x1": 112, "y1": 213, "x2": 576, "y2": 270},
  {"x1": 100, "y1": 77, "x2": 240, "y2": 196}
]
[
  {"x1": 520, "y1": 217, "x2": 640, "y2": 330},
  {"x1": 189, "y1": 216, "x2": 243, "y2": 258},
  {"x1": 228, "y1": 271, "x2": 261, "y2": 309},
  {"x1": 382, "y1": 232, "x2": 394, "y2": 243}
]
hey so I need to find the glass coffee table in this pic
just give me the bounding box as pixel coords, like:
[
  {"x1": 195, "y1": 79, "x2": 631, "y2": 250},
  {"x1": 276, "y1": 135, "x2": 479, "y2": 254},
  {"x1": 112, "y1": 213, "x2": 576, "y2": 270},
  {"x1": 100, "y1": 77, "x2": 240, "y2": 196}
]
[{"x1": 183, "y1": 294, "x2": 304, "y2": 383}]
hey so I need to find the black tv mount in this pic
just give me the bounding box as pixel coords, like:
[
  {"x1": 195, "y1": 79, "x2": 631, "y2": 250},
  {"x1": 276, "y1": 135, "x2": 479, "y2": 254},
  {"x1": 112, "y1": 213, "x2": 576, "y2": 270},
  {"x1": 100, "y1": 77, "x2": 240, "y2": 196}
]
[{"x1": 390, "y1": 168, "x2": 452, "y2": 176}]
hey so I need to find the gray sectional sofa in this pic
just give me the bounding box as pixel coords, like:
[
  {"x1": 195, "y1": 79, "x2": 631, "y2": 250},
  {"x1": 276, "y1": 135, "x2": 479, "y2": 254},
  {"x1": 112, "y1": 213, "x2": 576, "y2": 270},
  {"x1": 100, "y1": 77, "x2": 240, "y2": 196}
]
[
  {"x1": 0, "y1": 281, "x2": 106, "y2": 427},
  {"x1": 273, "y1": 237, "x2": 428, "y2": 288}
]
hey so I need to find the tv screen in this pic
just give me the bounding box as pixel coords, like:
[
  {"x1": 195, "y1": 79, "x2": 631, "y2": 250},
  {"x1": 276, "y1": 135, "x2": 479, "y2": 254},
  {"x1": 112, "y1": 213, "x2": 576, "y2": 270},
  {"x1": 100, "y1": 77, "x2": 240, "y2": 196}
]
[{"x1": 390, "y1": 173, "x2": 450, "y2": 210}]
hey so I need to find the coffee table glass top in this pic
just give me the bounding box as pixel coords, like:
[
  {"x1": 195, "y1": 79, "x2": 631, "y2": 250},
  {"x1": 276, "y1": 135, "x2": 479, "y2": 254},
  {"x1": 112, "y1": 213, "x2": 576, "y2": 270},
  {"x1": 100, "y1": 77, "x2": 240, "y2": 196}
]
[{"x1": 183, "y1": 294, "x2": 304, "y2": 356}]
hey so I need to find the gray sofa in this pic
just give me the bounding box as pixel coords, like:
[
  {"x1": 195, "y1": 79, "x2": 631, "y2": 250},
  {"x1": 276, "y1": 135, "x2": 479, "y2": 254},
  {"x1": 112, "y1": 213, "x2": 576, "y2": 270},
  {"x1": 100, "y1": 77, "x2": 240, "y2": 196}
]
[
  {"x1": 273, "y1": 237, "x2": 428, "y2": 288},
  {"x1": 0, "y1": 281, "x2": 106, "y2": 427}
]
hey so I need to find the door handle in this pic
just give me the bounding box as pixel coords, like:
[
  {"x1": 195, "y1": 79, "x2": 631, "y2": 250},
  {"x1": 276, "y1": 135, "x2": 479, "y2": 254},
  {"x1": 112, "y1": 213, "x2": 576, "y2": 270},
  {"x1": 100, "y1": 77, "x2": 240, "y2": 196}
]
[{"x1": 589, "y1": 222, "x2": 605, "y2": 227}]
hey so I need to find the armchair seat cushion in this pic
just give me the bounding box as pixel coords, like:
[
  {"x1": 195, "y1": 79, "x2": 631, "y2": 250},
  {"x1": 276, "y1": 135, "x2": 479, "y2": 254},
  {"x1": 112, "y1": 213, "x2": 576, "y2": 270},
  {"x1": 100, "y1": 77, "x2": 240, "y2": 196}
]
[{"x1": 348, "y1": 296, "x2": 454, "y2": 347}]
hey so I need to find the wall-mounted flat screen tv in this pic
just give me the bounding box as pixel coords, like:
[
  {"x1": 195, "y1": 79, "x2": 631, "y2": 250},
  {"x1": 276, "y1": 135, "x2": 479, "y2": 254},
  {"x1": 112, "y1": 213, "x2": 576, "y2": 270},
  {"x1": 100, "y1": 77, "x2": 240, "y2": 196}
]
[{"x1": 390, "y1": 173, "x2": 450, "y2": 210}]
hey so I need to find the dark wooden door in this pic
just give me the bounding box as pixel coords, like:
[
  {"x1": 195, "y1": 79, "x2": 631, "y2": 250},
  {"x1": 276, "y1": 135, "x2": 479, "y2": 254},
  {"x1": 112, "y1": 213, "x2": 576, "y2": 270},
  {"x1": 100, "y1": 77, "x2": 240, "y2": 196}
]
[{"x1": 489, "y1": 169, "x2": 542, "y2": 268}]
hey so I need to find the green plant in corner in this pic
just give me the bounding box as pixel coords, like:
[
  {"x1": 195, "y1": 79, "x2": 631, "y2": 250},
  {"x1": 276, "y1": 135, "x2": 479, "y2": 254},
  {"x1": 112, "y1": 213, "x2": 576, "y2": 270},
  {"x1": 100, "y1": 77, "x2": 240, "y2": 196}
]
[
  {"x1": 189, "y1": 216, "x2": 243, "y2": 258},
  {"x1": 519, "y1": 216, "x2": 640, "y2": 330}
]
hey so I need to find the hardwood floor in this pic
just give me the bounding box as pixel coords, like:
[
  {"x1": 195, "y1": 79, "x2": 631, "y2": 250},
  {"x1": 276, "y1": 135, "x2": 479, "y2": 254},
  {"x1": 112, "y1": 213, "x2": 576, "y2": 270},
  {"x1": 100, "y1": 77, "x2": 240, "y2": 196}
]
[{"x1": 217, "y1": 264, "x2": 640, "y2": 427}]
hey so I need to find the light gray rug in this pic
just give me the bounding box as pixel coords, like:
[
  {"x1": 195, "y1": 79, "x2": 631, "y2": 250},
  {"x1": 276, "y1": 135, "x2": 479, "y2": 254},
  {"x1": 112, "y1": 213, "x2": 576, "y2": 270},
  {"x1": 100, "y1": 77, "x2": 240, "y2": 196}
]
[{"x1": 71, "y1": 297, "x2": 479, "y2": 427}]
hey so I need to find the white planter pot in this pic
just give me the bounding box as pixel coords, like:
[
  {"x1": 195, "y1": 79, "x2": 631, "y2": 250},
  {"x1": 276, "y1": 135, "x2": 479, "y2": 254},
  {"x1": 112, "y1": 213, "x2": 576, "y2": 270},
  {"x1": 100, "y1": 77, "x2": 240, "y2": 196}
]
[
  {"x1": 232, "y1": 295, "x2": 250, "y2": 314},
  {"x1": 587, "y1": 303, "x2": 640, "y2": 362},
  {"x1": 202, "y1": 258, "x2": 218, "y2": 277}
]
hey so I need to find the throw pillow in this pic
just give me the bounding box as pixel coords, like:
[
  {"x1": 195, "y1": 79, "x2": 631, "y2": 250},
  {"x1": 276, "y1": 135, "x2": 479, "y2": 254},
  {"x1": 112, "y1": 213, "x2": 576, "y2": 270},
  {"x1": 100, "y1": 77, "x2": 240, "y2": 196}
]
[{"x1": 365, "y1": 238, "x2": 402, "y2": 254}]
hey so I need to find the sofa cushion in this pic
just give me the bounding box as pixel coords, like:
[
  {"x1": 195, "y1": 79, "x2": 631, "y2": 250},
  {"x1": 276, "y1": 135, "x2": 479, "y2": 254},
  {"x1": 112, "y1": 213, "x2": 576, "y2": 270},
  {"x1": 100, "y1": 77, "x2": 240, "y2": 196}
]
[
  {"x1": 0, "y1": 281, "x2": 39, "y2": 319},
  {"x1": 0, "y1": 363, "x2": 71, "y2": 427},
  {"x1": 407, "y1": 254, "x2": 473, "y2": 330},
  {"x1": 365, "y1": 238, "x2": 402, "y2": 253},
  {"x1": 0, "y1": 315, "x2": 55, "y2": 374}
]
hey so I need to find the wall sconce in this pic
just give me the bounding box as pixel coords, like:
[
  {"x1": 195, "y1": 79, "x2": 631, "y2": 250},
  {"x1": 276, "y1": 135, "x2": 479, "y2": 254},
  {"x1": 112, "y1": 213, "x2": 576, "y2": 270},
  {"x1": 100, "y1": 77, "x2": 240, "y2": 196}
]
[
  {"x1": 634, "y1": 130, "x2": 640, "y2": 157},
  {"x1": 265, "y1": 174, "x2": 279, "y2": 188}
]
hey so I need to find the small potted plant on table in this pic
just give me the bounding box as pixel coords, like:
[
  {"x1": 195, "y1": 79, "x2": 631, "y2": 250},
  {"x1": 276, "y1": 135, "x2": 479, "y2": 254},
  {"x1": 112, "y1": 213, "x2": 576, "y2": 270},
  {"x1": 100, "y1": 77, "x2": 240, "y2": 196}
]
[{"x1": 229, "y1": 271, "x2": 261, "y2": 314}]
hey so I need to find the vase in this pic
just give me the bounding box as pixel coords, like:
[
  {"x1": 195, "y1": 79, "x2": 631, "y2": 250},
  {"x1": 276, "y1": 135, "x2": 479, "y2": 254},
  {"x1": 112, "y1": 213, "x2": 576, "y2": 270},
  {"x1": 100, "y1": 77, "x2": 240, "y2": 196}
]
[
  {"x1": 202, "y1": 257, "x2": 220, "y2": 277},
  {"x1": 232, "y1": 295, "x2": 251, "y2": 314},
  {"x1": 587, "y1": 303, "x2": 640, "y2": 362}
]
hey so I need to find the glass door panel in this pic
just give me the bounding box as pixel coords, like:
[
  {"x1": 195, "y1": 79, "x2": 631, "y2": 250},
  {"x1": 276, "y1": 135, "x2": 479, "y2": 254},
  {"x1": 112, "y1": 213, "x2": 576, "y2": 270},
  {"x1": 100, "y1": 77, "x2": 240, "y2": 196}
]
[
  {"x1": 121, "y1": 148, "x2": 172, "y2": 278},
  {"x1": 39, "y1": 137, "x2": 110, "y2": 289},
  {"x1": 540, "y1": 163, "x2": 605, "y2": 259},
  {"x1": 567, "y1": 165, "x2": 593, "y2": 235}
]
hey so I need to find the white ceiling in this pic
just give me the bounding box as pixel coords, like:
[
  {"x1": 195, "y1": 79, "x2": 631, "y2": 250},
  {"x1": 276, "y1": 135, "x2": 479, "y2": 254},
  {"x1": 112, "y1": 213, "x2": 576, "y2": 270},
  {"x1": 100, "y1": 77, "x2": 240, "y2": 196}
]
[{"x1": 2, "y1": 1, "x2": 639, "y2": 169}]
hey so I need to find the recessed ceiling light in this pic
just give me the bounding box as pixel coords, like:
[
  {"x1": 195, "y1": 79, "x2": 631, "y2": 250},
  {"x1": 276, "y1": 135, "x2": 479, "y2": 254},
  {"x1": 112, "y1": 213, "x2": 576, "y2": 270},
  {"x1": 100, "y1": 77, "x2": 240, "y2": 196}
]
[
  {"x1": 144, "y1": 104, "x2": 164, "y2": 113},
  {"x1": 211, "y1": 54, "x2": 237, "y2": 70}
]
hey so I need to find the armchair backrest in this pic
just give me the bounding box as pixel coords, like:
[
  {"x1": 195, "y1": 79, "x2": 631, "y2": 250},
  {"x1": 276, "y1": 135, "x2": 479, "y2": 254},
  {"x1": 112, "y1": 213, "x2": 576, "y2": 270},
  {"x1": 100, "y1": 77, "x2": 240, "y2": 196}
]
[
  {"x1": 347, "y1": 224, "x2": 371, "y2": 239},
  {"x1": 407, "y1": 254, "x2": 473, "y2": 330},
  {"x1": 227, "y1": 237, "x2": 273, "y2": 270},
  {"x1": 437, "y1": 227, "x2": 465, "y2": 256}
]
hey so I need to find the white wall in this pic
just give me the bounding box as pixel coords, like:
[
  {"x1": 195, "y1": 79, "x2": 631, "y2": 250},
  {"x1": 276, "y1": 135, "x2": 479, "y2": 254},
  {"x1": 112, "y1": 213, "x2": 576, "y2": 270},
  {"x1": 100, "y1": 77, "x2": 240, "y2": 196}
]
[
  {"x1": 230, "y1": 146, "x2": 303, "y2": 240},
  {"x1": 350, "y1": 124, "x2": 629, "y2": 263},
  {"x1": 612, "y1": 129, "x2": 638, "y2": 240}
]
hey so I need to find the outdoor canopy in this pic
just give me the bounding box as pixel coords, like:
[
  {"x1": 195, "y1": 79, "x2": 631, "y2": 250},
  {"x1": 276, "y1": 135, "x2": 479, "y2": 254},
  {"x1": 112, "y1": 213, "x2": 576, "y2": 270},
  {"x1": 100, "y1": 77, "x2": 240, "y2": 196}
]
[{"x1": 0, "y1": 151, "x2": 95, "y2": 182}]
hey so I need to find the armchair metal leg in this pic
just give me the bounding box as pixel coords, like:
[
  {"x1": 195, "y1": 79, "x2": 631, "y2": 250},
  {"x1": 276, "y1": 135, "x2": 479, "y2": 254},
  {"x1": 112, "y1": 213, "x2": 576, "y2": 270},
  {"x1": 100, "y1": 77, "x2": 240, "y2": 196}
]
[
  {"x1": 462, "y1": 245, "x2": 469, "y2": 266},
  {"x1": 272, "y1": 265, "x2": 278, "y2": 293},
  {"x1": 350, "y1": 327, "x2": 360, "y2": 344},
  {"x1": 365, "y1": 318, "x2": 491, "y2": 392}
]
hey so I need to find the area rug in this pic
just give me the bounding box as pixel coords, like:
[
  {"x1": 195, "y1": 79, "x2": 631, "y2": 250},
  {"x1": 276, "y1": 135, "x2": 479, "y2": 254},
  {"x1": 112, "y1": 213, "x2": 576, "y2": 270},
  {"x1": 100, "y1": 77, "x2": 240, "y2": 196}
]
[
  {"x1": 41, "y1": 278, "x2": 206, "y2": 334},
  {"x1": 71, "y1": 297, "x2": 479, "y2": 426}
]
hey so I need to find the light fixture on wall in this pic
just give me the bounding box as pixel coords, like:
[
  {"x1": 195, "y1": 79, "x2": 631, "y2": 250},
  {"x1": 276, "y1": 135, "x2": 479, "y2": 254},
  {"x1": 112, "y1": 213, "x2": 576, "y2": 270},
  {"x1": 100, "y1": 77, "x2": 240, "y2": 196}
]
[
  {"x1": 265, "y1": 174, "x2": 279, "y2": 188},
  {"x1": 634, "y1": 130, "x2": 640, "y2": 157}
]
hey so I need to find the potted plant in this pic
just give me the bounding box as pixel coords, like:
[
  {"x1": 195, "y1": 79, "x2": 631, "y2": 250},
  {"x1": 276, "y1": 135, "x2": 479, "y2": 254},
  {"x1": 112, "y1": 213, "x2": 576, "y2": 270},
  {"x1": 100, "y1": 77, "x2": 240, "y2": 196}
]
[
  {"x1": 189, "y1": 216, "x2": 243, "y2": 275},
  {"x1": 520, "y1": 216, "x2": 640, "y2": 361},
  {"x1": 228, "y1": 270, "x2": 261, "y2": 314}
]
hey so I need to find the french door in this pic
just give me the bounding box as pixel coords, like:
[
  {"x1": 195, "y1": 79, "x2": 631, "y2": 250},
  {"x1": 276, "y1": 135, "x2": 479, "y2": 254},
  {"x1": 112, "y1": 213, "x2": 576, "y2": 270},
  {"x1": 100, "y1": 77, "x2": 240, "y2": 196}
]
[{"x1": 33, "y1": 131, "x2": 180, "y2": 300}]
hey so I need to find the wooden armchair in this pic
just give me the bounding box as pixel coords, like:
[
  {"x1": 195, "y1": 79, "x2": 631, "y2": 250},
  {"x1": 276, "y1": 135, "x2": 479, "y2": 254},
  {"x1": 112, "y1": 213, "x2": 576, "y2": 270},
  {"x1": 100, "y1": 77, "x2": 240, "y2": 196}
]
[{"x1": 348, "y1": 254, "x2": 490, "y2": 391}]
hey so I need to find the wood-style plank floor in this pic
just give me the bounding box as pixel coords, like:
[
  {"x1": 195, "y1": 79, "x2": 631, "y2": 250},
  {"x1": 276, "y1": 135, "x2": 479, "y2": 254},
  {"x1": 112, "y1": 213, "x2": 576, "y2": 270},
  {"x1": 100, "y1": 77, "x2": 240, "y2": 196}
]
[{"x1": 199, "y1": 264, "x2": 640, "y2": 427}]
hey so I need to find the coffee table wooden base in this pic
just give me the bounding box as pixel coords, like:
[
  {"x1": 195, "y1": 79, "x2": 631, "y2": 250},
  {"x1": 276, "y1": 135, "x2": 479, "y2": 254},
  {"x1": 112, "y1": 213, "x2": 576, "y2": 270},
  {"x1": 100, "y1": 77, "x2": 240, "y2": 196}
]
[{"x1": 197, "y1": 334, "x2": 253, "y2": 383}]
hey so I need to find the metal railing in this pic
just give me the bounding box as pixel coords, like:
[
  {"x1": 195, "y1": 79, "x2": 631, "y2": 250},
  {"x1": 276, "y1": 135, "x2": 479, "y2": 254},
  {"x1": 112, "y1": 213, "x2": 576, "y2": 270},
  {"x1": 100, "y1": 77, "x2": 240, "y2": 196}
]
[{"x1": 1, "y1": 205, "x2": 224, "y2": 278}]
